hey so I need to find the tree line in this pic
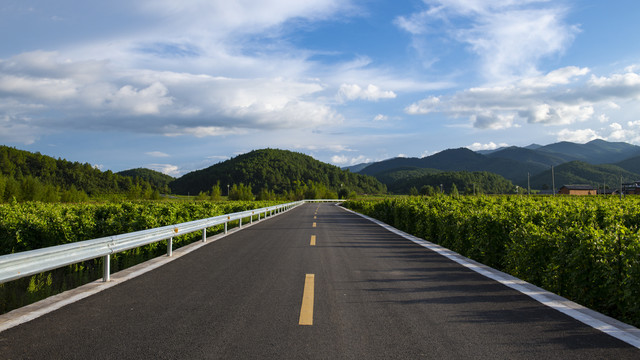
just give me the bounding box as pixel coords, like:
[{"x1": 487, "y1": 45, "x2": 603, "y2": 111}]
[
  {"x1": 170, "y1": 149, "x2": 386, "y2": 197},
  {"x1": 0, "y1": 146, "x2": 164, "y2": 202}
]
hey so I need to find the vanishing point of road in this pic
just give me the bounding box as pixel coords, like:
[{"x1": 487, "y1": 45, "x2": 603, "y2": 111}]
[{"x1": 1, "y1": 203, "x2": 638, "y2": 359}]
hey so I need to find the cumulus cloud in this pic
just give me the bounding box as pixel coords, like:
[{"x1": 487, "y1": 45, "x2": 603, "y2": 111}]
[
  {"x1": 472, "y1": 112, "x2": 514, "y2": 130},
  {"x1": 331, "y1": 154, "x2": 372, "y2": 166},
  {"x1": 405, "y1": 96, "x2": 440, "y2": 115},
  {"x1": 373, "y1": 114, "x2": 388, "y2": 121},
  {"x1": 337, "y1": 84, "x2": 396, "y2": 102},
  {"x1": 519, "y1": 103, "x2": 594, "y2": 125},
  {"x1": 467, "y1": 142, "x2": 509, "y2": 151},
  {"x1": 405, "y1": 66, "x2": 640, "y2": 131},
  {"x1": 556, "y1": 128, "x2": 601, "y2": 143},
  {"x1": 554, "y1": 120, "x2": 640, "y2": 145},
  {"x1": 147, "y1": 163, "x2": 181, "y2": 177},
  {"x1": 0, "y1": 52, "x2": 343, "y2": 139},
  {"x1": 331, "y1": 155, "x2": 348, "y2": 165}
]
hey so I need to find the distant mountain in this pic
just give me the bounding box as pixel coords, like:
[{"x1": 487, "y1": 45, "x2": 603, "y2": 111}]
[
  {"x1": 169, "y1": 149, "x2": 386, "y2": 196},
  {"x1": 354, "y1": 140, "x2": 640, "y2": 192},
  {"x1": 117, "y1": 168, "x2": 174, "y2": 192},
  {"x1": 487, "y1": 146, "x2": 568, "y2": 167},
  {"x1": 476, "y1": 147, "x2": 509, "y2": 155},
  {"x1": 528, "y1": 161, "x2": 639, "y2": 190},
  {"x1": 360, "y1": 148, "x2": 541, "y2": 186},
  {"x1": 342, "y1": 162, "x2": 373, "y2": 173},
  {"x1": 614, "y1": 155, "x2": 640, "y2": 175},
  {"x1": 536, "y1": 139, "x2": 640, "y2": 164}
]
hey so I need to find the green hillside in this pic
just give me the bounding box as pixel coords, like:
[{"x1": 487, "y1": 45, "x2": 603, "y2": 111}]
[
  {"x1": 529, "y1": 161, "x2": 639, "y2": 190},
  {"x1": 374, "y1": 167, "x2": 442, "y2": 186},
  {"x1": 0, "y1": 146, "x2": 162, "y2": 202},
  {"x1": 536, "y1": 139, "x2": 640, "y2": 164},
  {"x1": 614, "y1": 155, "x2": 640, "y2": 174},
  {"x1": 386, "y1": 171, "x2": 514, "y2": 195},
  {"x1": 118, "y1": 168, "x2": 174, "y2": 193},
  {"x1": 169, "y1": 149, "x2": 386, "y2": 197}
]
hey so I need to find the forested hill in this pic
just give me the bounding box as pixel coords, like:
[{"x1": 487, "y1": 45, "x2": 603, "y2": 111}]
[
  {"x1": 169, "y1": 149, "x2": 387, "y2": 196},
  {"x1": 0, "y1": 146, "x2": 162, "y2": 202},
  {"x1": 117, "y1": 168, "x2": 173, "y2": 193}
]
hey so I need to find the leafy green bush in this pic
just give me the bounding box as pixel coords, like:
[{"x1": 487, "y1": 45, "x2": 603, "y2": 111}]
[
  {"x1": 0, "y1": 200, "x2": 284, "y2": 313},
  {"x1": 344, "y1": 195, "x2": 640, "y2": 327}
]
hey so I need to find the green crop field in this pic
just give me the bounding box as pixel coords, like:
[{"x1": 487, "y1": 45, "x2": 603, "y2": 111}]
[
  {"x1": 0, "y1": 200, "x2": 284, "y2": 313},
  {"x1": 344, "y1": 195, "x2": 640, "y2": 327}
]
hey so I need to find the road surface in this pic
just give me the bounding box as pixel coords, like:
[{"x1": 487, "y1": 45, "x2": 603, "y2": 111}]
[{"x1": 1, "y1": 203, "x2": 638, "y2": 359}]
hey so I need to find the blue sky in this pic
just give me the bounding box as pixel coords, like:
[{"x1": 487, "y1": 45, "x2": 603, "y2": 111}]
[{"x1": 2, "y1": 0, "x2": 640, "y2": 176}]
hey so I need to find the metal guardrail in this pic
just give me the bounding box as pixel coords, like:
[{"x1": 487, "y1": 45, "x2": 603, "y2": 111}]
[{"x1": 0, "y1": 201, "x2": 309, "y2": 284}]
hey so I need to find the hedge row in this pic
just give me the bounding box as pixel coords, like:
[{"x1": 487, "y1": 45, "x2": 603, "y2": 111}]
[{"x1": 344, "y1": 196, "x2": 640, "y2": 327}]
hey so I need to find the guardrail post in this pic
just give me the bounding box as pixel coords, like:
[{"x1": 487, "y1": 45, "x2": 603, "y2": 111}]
[
  {"x1": 251, "y1": 212, "x2": 253, "y2": 224},
  {"x1": 103, "y1": 254, "x2": 110, "y2": 282},
  {"x1": 202, "y1": 228, "x2": 207, "y2": 242},
  {"x1": 239, "y1": 217, "x2": 242, "y2": 228},
  {"x1": 168, "y1": 237, "x2": 173, "y2": 257},
  {"x1": 224, "y1": 221, "x2": 228, "y2": 234}
]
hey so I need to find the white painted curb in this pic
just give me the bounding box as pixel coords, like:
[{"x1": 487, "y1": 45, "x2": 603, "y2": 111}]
[
  {"x1": 340, "y1": 205, "x2": 640, "y2": 349},
  {"x1": 0, "y1": 207, "x2": 292, "y2": 333}
]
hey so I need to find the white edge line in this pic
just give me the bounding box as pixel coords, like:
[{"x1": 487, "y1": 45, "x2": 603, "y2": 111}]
[
  {"x1": 0, "y1": 208, "x2": 293, "y2": 333},
  {"x1": 340, "y1": 206, "x2": 640, "y2": 349}
]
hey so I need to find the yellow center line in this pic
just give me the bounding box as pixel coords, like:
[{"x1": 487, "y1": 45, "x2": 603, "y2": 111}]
[
  {"x1": 299, "y1": 274, "x2": 315, "y2": 325},
  {"x1": 312, "y1": 222, "x2": 316, "y2": 228},
  {"x1": 310, "y1": 235, "x2": 316, "y2": 246},
  {"x1": 314, "y1": 215, "x2": 317, "y2": 219}
]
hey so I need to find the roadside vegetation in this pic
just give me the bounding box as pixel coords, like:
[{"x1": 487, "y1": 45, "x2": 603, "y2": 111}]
[
  {"x1": 0, "y1": 200, "x2": 284, "y2": 313},
  {"x1": 344, "y1": 195, "x2": 640, "y2": 328}
]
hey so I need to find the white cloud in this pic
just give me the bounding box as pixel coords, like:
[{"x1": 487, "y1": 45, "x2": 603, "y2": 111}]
[
  {"x1": 373, "y1": 114, "x2": 388, "y2": 121},
  {"x1": 147, "y1": 163, "x2": 180, "y2": 177},
  {"x1": 556, "y1": 128, "x2": 601, "y2": 143},
  {"x1": 520, "y1": 103, "x2": 594, "y2": 125},
  {"x1": 0, "y1": 114, "x2": 38, "y2": 144},
  {"x1": 331, "y1": 154, "x2": 372, "y2": 166},
  {"x1": 146, "y1": 151, "x2": 170, "y2": 157},
  {"x1": 337, "y1": 84, "x2": 396, "y2": 102},
  {"x1": 109, "y1": 82, "x2": 173, "y2": 115},
  {"x1": 472, "y1": 112, "x2": 514, "y2": 129},
  {"x1": 405, "y1": 96, "x2": 440, "y2": 115},
  {"x1": 467, "y1": 142, "x2": 509, "y2": 151},
  {"x1": 406, "y1": 66, "x2": 640, "y2": 130},
  {"x1": 331, "y1": 155, "x2": 348, "y2": 164},
  {"x1": 138, "y1": 0, "x2": 354, "y2": 36},
  {"x1": 395, "y1": 0, "x2": 578, "y2": 81},
  {"x1": 519, "y1": 66, "x2": 589, "y2": 88},
  {"x1": 0, "y1": 52, "x2": 343, "y2": 139}
]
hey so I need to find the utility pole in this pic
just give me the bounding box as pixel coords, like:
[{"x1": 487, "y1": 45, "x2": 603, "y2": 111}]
[
  {"x1": 620, "y1": 174, "x2": 623, "y2": 200},
  {"x1": 527, "y1": 172, "x2": 530, "y2": 195},
  {"x1": 551, "y1": 166, "x2": 556, "y2": 196}
]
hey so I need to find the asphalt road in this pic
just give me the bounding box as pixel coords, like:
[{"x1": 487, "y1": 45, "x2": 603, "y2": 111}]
[{"x1": 1, "y1": 203, "x2": 638, "y2": 359}]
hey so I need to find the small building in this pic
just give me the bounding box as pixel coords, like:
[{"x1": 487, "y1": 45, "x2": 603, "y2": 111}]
[
  {"x1": 623, "y1": 181, "x2": 640, "y2": 195},
  {"x1": 558, "y1": 184, "x2": 597, "y2": 195}
]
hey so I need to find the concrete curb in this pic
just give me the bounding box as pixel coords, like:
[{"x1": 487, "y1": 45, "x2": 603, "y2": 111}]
[
  {"x1": 0, "y1": 207, "x2": 293, "y2": 333},
  {"x1": 340, "y1": 205, "x2": 640, "y2": 349}
]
